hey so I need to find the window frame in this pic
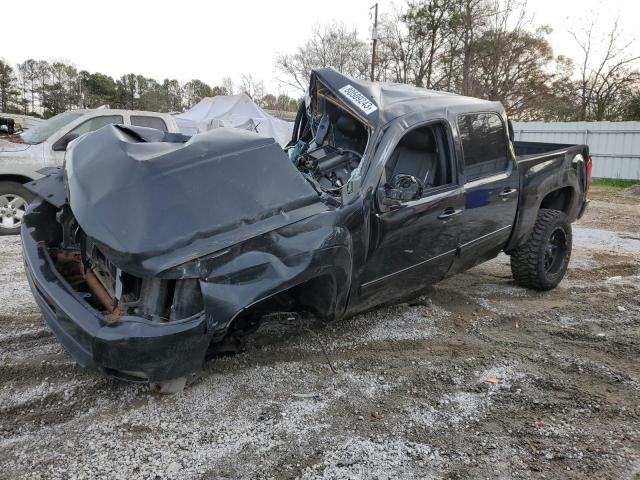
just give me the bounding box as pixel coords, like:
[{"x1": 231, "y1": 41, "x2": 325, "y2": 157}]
[
  {"x1": 377, "y1": 119, "x2": 458, "y2": 206},
  {"x1": 456, "y1": 111, "x2": 511, "y2": 183},
  {"x1": 378, "y1": 119, "x2": 459, "y2": 194},
  {"x1": 130, "y1": 115, "x2": 169, "y2": 132}
]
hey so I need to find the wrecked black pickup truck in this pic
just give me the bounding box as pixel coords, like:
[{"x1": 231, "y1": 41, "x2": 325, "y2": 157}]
[{"x1": 21, "y1": 68, "x2": 591, "y2": 391}]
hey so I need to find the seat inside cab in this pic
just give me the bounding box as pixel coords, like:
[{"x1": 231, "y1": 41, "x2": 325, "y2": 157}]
[{"x1": 385, "y1": 124, "x2": 452, "y2": 192}]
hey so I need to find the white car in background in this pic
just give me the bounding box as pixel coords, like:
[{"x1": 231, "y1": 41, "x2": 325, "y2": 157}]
[{"x1": 0, "y1": 110, "x2": 180, "y2": 234}]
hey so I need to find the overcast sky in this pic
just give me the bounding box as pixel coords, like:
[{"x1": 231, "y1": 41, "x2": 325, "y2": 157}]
[{"x1": 4, "y1": 0, "x2": 639, "y2": 95}]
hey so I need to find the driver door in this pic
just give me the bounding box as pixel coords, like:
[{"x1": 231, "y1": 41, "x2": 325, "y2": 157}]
[{"x1": 357, "y1": 122, "x2": 464, "y2": 308}]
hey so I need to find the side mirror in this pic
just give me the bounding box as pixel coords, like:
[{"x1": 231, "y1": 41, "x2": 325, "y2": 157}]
[
  {"x1": 52, "y1": 132, "x2": 80, "y2": 152},
  {"x1": 380, "y1": 174, "x2": 424, "y2": 210}
]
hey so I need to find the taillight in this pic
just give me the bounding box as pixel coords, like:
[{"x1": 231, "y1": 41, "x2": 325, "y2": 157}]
[{"x1": 586, "y1": 155, "x2": 593, "y2": 192}]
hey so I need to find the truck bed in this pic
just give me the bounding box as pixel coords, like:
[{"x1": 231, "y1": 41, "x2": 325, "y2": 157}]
[
  {"x1": 514, "y1": 140, "x2": 581, "y2": 159},
  {"x1": 506, "y1": 140, "x2": 590, "y2": 253}
]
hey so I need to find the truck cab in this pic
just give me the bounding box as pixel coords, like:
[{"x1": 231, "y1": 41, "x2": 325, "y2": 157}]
[{"x1": 351, "y1": 106, "x2": 520, "y2": 310}]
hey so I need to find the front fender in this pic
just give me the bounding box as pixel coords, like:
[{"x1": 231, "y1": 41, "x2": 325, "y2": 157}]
[
  {"x1": 0, "y1": 159, "x2": 42, "y2": 182},
  {"x1": 197, "y1": 217, "x2": 353, "y2": 338}
]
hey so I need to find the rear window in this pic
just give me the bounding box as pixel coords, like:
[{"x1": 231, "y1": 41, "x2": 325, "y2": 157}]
[
  {"x1": 130, "y1": 116, "x2": 168, "y2": 132},
  {"x1": 457, "y1": 112, "x2": 509, "y2": 181}
]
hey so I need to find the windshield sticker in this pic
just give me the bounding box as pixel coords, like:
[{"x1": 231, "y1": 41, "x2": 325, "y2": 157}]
[{"x1": 338, "y1": 85, "x2": 378, "y2": 115}]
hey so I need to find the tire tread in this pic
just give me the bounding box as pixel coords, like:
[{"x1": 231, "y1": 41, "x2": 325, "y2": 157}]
[{"x1": 511, "y1": 209, "x2": 569, "y2": 290}]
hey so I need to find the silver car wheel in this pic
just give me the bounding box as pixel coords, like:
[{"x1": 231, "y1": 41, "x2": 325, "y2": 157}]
[{"x1": 0, "y1": 193, "x2": 28, "y2": 230}]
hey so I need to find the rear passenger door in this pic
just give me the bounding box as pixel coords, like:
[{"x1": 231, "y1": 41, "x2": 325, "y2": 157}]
[{"x1": 450, "y1": 111, "x2": 519, "y2": 273}]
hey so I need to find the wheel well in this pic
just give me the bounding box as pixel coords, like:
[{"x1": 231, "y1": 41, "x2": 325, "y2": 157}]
[
  {"x1": 540, "y1": 187, "x2": 573, "y2": 214},
  {"x1": 0, "y1": 174, "x2": 34, "y2": 185},
  {"x1": 230, "y1": 274, "x2": 339, "y2": 334}
]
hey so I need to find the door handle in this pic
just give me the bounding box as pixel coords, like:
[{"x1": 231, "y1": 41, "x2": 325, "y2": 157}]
[
  {"x1": 437, "y1": 208, "x2": 462, "y2": 220},
  {"x1": 499, "y1": 188, "x2": 518, "y2": 198}
]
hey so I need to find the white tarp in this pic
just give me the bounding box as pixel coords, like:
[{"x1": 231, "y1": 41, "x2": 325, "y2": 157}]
[{"x1": 174, "y1": 94, "x2": 294, "y2": 146}]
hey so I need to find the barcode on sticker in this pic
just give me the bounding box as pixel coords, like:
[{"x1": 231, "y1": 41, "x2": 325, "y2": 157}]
[{"x1": 338, "y1": 85, "x2": 378, "y2": 115}]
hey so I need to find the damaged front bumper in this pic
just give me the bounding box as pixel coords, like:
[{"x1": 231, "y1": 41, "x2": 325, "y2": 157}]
[{"x1": 21, "y1": 201, "x2": 211, "y2": 382}]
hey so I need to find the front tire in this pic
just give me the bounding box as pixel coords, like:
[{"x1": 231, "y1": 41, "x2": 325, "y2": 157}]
[
  {"x1": 511, "y1": 209, "x2": 572, "y2": 291},
  {"x1": 0, "y1": 181, "x2": 34, "y2": 235}
]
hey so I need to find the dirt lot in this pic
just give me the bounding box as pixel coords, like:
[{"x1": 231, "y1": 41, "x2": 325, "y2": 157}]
[{"x1": 0, "y1": 185, "x2": 639, "y2": 480}]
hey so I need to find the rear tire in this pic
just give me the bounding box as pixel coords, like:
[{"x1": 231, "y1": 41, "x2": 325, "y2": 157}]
[
  {"x1": 0, "y1": 181, "x2": 34, "y2": 235},
  {"x1": 511, "y1": 209, "x2": 572, "y2": 291}
]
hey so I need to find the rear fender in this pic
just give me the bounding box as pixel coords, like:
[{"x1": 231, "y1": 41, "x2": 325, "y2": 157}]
[{"x1": 506, "y1": 155, "x2": 581, "y2": 252}]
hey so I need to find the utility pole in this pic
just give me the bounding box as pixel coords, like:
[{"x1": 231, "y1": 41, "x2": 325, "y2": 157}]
[{"x1": 370, "y1": 3, "x2": 378, "y2": 81}]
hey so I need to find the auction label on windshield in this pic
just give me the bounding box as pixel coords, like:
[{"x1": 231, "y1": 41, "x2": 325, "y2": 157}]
[{"x1": 339, "y1": 85, "x2": 378, "y2": 115}]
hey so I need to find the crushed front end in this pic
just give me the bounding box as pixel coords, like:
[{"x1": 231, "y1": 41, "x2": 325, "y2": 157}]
[
  {"x1": 20, "y1": 124, "x2": 335, "y2": 385},
  {"x1": 21, "y1": 197, "x2": 211, "y2": 383}
]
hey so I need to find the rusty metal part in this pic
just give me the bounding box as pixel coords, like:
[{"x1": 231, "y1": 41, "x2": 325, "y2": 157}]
[
  {"x1": 105, "y1": 305, "x2": 121, "y2": 322},
  {"x1": 84, "y1": 270, "x2": 118, "y2": 319},
  {"x1": 92, "y1": 266, "x2": 116, "y2": 297},
  {"x1": 55, "y1": 251, "x2": 120, "y2": 321}
]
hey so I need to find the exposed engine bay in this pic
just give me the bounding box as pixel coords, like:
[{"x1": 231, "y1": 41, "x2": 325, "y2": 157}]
[
  {"x1": 49, "y1": 206, "x2": 204, "y2": 323},
  {"x1": 288, "y1": 80, "x2": 369, "y2": 194}
]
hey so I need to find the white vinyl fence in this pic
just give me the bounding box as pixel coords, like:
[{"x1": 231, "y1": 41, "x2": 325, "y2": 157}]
[{"x1": 513, "y1": 121, "x2": 640, "y2": 180}]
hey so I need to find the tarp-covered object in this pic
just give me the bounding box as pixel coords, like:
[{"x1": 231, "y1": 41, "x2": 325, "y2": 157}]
[
  {"x1": 65, "y1": 125, "x2": 326, "y2": 274},
  {"x1": 174, "y1": 93, "x2": 294, "y2": 147}
]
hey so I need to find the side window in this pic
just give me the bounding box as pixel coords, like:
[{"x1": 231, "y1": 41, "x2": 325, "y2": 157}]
[
  {"x1": 130, "y1": 115, "x2": 168, "y2": 132},
  {"x1": 385, "y1": 124, "x2": 452, "y2": 195},
  {"x1": 69, "y1": 115, "x2": 123, "y2": 137},
  {"x1": 457, "y1": 112, "x2": 509, "y2": 181}
]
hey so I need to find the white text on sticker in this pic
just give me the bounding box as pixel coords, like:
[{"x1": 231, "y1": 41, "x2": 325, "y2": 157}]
[{"x1": 338, "y1": 85, "x2": 378, "y2": 115}]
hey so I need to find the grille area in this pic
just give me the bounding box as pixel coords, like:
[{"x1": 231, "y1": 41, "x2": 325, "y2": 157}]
[{"x1": 53, "y1": 236, "x2": 204, "y2": 322}]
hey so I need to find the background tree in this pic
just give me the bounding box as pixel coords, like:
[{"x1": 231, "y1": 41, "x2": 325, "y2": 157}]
[
  {"x1": 262, "y1": 94, "x2": 278, "y2": 110},
  {"x1": 0, "y1": 58, "x2": 281, "y2": 116},
  {"x1": 570, "y1": 16, "x2": 640, "y2": 121},
  {"x1": 276, "y1": 94, "x2": 299, "y2": 112},
  {"x1": 465, "y1": 1, "x2": 561, "y2": 120},
  {"x1": 541, "y1": 56, "x2": 580, "y2": 121},
  {"x1": 623, "y1": 90, "x2": 640, "y2": 120},
  {"x1": 388, "y1": 0, "x2": 456, "y2": 87},
  {"x1": 16, "y1": 62, "x2": 30, "y2": 114},
  {"x1": 40, "y1": 60, "x2": 80, "y2": 116},
  {"x1": 0, "y1": 60, "x2": 19, "y2": 112},
  {"x1": 240, "y1": 73, "x2": 265, "y2": 105},
  {"x1": 183, "y1": 79, "x2": 213, "y2": 108},
  {"x1": 80, "y1": 71, "x2": 117, "y2": 108},
  {"x1": 446, "y1": 0, "x2": 489, "y2": 95},
  {"x1": 276, "y1": 22, "x2": 370, "y2": 93},
  {"x1": 4, "y1": 5, "x2": 639, "y2": 121},
  {"x1": 16, "y1": 59, "x2": 39, "y2": 114}
]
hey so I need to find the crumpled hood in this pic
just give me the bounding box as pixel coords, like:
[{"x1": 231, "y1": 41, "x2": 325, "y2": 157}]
[{"x1": 65, "y1": 125, "x2": 327, "y2": 274}]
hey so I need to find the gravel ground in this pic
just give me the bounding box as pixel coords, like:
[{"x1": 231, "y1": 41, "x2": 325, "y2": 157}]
[{"x1": 0, "y1": 185, "x2": 639, "y2": 479}]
